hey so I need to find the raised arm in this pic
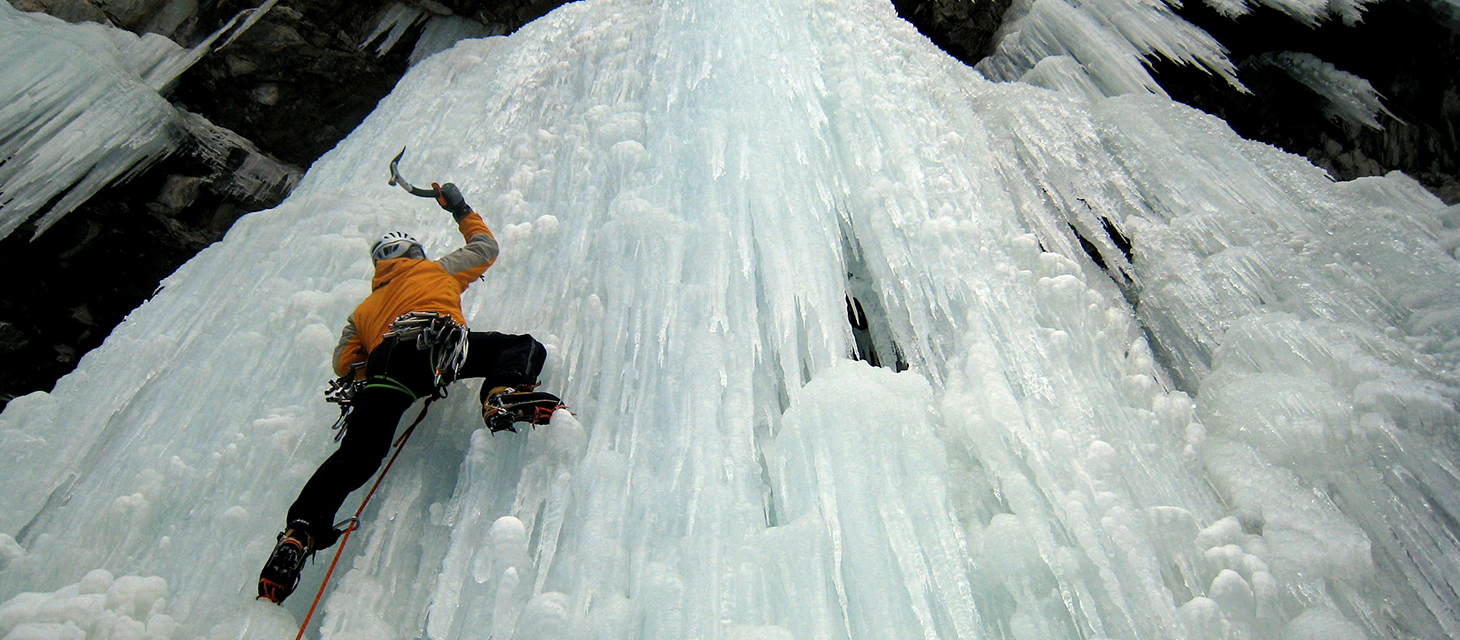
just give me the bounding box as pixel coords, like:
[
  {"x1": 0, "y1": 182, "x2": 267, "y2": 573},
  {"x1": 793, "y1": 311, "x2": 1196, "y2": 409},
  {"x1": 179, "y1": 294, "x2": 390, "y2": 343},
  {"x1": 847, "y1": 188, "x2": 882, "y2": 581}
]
[{"x1": 432, "y1": 183, "x2": 498, "y2": 283}]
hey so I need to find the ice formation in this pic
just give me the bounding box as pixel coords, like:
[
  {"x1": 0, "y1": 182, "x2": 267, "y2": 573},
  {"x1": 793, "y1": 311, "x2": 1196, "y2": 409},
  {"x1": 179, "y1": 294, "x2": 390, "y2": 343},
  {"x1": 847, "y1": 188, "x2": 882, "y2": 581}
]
[
  {"x1": 410, "y1": 16, "x2": 508, "y2": 67},
  {"x1": 0, "y1": 1, "x2": 281, "y2": 241},
  {"x1": 0, "y1": 569, "x2": 175, "y2": 640},
  {"x1": 977, "y1": 0, "x2": 1243, "y2": 97},
  {"x1": 1, "y1": 0, "x2": 1458, "y2": 640},
  {"x1": 978, "y1": 0, "x2": 1386, "y2": 101},
  {"x1": 1248, "y1": 51, "x2": 1397, "y2": 130},
  {"x1": 0, "y1": 5, "x2": 182, "y2": 240},
  {"x1": 363, "y1": 2, "x2": 433, "y2": 56},
  {"x1": 177, "y1": 111, "x2": 302, "y2": 206},
  {"x1": 364, "y1": 2, "x2": 511, "y2": 66}
]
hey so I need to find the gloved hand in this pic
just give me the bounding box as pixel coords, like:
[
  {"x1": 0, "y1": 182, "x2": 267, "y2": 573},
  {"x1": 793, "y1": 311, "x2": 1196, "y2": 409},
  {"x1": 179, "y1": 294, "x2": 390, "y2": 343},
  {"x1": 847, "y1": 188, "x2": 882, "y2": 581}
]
[{"x1": 433, "y1": 182, "x2": 473, "y2": 221}]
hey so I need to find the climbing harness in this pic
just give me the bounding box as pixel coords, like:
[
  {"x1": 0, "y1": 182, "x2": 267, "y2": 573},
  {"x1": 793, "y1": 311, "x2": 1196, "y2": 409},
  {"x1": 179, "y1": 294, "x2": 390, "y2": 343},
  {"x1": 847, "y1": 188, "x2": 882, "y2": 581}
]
[
  {"x1": 325, "y1": 312, "x2": 467, "y2": 441},
  {"x1": 382, "y1": 311, "x2": 470, "y2": 388},
  {"x1": 293, "y1": 394, "x2": 439, "y2": 640}
]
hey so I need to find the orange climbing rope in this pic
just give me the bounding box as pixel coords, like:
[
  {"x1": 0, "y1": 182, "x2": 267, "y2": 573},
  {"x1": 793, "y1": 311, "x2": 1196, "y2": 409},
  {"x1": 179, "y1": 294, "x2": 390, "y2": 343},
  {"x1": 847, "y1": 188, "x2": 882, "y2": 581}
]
[{"x1": 293, "y1": 394, "x2": 439, "y2": 640}]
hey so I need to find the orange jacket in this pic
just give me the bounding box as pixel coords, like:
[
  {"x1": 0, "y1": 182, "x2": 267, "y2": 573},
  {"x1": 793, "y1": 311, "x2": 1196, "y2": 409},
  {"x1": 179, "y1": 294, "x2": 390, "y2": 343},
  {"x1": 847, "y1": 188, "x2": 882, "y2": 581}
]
[{"x1": 333, "y1": 211, "x2": 497, "y2": 376}]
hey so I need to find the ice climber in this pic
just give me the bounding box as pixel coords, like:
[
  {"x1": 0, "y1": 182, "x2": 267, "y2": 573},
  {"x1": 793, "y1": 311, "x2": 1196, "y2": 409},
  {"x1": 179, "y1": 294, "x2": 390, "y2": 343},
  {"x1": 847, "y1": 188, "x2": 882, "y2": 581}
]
[{"x1": 258, "y1": 183, "x2": 563, "y2": 604}]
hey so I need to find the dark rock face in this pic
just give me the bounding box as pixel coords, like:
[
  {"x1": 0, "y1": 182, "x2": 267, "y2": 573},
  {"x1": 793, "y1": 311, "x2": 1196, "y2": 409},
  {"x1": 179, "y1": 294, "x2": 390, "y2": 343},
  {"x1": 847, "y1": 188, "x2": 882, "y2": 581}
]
[
  {"x1": 0, "y1": 183, "x2": 205, "y2": 404},
  {"x1": 11, "y1": 0, "x2": 109, "y2": 26},
  {"x1": 1154, "y1": 0, "x2": 1460, "y2": 204},
  {"x1": 171, "y1": 2, "x2": 419, "y2": 167},
  {"x1": 438, "y1": 0, "x2": 571, "y2": 32},
  {"x1": 892, "y1": 0, "x2": 1012, "y2": 63}
]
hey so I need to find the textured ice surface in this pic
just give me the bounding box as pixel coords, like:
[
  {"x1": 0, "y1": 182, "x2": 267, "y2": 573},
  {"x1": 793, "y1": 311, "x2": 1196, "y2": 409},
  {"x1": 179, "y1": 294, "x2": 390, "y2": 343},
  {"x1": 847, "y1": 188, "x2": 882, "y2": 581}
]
[
  {"x1": 410, "y1": 16, "x2": 508, "y2": 66},
  {"x1": 0, "y1": 570, "x2": 175, "y2": 640},
  {"x1": 978, "y1": 0, "x2": 1242, "y2": 98},
  {"x1": 1, "y1": 0, "x2": 1457, "y2": 638}
]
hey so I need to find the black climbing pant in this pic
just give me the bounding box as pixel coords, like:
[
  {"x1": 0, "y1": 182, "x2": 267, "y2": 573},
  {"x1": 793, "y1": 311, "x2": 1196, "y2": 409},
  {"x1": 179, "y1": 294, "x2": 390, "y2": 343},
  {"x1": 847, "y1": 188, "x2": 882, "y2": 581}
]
[{"x1": 286, "y1": 331, "x2": 545, "y2": 546}]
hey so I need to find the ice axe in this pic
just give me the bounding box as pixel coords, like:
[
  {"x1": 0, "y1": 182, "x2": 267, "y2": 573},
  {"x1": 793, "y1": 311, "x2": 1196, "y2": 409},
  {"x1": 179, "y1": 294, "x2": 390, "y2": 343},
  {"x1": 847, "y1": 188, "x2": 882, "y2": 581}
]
[
  {"x1": 387, "y1": 147, "x2": 440, "y2": 198},
  {"x1": 388, "y1": 147, "x2": 475, "y2": 219}
]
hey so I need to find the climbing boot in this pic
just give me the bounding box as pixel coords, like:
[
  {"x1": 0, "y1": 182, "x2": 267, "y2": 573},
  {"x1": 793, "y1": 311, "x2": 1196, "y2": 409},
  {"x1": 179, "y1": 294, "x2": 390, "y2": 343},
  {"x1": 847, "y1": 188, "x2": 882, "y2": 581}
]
[
  {"x1": 257, "y1": 522, "x2": 315, "y2": 604},
  {"x1": 483, "y1": 385, "x2": 564, "y2": 433}
]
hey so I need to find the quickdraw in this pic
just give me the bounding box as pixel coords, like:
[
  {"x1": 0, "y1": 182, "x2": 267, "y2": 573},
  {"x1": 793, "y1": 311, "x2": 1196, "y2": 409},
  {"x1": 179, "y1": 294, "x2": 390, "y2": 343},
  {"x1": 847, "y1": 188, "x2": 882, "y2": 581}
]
[{"x1": 325, "y1": 363, "x2": 365, "y2": 441}]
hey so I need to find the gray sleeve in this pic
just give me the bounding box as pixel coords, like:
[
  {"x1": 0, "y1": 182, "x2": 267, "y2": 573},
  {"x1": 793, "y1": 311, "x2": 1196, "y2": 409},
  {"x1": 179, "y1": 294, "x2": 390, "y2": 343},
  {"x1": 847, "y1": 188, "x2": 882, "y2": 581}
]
[
  {"x1": 333, "y1": 313, "x2": 359, "y2": 372},
  {"x1": 435, "y1": 232, "x2": 500, "y2": 275}
]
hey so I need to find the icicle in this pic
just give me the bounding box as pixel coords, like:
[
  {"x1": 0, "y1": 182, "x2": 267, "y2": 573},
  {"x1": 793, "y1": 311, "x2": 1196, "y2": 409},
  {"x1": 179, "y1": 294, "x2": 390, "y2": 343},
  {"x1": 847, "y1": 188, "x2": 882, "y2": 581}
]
[
  {"x1": 976, "y1": 0, "x2": 1177, "y2": 96},
  {"x1": 0, "y1": 5, "x2": 180, "y2": 240},
  {"x1": 0, "y1": 0, "x2": 285, "y2": 240},
  {"x1": 148, "y1": 0, "x2": 284, "y2": 94},
  {"x1": 363, "y1": 2, "x2": 432, "y2": 57},
  {"x1": 1248, "y1": 51, "x2": 1398, "y2": 130},
  {"x1": 409, "y1": 15, "x2": 506, "y2": 66},
  {"x1": 178, "y1": 112, "x2": 301, "y2": 204}
]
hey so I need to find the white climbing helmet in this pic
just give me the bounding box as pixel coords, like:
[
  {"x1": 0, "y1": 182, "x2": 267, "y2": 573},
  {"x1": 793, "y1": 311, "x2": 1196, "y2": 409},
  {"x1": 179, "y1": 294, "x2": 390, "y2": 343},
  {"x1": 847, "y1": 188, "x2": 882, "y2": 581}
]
[{"x1": 371, "y1": 231, "x2": 424, "y2": 262}]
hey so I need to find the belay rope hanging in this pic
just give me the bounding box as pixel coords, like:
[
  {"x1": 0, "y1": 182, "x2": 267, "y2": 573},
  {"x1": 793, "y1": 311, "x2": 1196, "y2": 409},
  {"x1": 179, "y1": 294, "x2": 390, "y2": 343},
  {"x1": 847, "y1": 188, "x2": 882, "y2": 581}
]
[{"x1": 295, "y1": 312, "x2": 468, "y2": 639}]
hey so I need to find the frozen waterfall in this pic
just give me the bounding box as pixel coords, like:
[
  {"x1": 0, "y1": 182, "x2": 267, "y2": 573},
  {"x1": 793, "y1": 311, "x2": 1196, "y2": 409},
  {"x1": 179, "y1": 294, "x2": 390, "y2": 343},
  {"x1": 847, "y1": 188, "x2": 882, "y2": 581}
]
[{"x1": 1, "y1": 0, "x2": 1458, "y2": 638}]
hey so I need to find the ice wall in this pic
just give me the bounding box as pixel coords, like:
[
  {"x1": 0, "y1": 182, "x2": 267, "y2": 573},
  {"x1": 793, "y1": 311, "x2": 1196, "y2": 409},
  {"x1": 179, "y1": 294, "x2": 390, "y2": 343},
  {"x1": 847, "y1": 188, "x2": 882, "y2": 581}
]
[{"x1": 1, "y1": 0, "x2": 1457, "y2": 639}]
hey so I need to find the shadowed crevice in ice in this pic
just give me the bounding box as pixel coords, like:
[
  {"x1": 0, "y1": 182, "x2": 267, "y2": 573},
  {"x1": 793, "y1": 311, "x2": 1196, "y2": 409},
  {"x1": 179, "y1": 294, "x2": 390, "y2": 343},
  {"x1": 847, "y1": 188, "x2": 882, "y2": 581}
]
[{"x1": 841, "y1": 213, "x2": 908, "y2": 372}]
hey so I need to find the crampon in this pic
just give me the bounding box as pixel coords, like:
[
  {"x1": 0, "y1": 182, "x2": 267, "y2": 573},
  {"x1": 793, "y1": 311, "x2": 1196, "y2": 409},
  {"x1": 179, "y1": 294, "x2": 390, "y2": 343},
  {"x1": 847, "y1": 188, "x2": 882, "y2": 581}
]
[
  {"x1": 483, "y1": 387, "x2": 565, "y2": 433},
  {"x1": 257, "y1": 524, "x2": 315, "y2": 604}
]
